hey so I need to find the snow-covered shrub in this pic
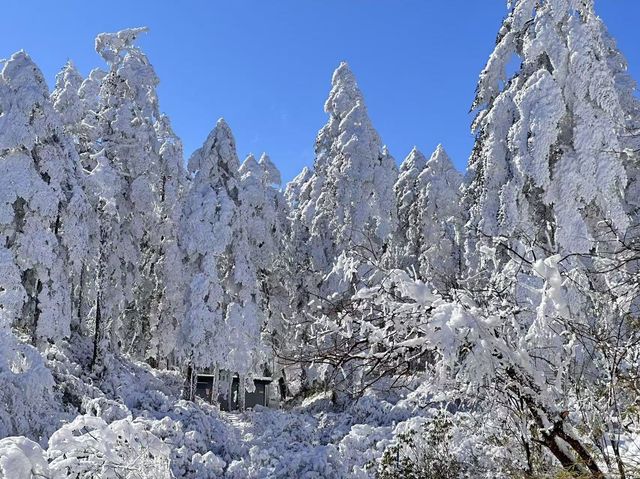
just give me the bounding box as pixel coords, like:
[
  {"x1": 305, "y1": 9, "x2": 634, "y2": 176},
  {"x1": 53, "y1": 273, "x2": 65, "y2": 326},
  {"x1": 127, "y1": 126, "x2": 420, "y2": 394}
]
[
  {"x1": 227, "y1": 442, "x2": 345, "y2": 479},
  {"x1": 0, "y1": 436, "x2": 48, "y2": 479},
  {"x1": 349, "y1": 394, "x2": 395, "y2": 427},
  {"x1": 142, "y1": 400, "x2": 241, "y2": 478},
  {"x1": 96, "y1": 355, "x2": 182, "y2": 414},
  {"x1": 0, "y1": 332, "x2": 67, "y2": 442},
  {"x1": 191, "y1": 451, "x2": 226, "y2": 478},
  {"x1": 338, "y1": 423, "x2": 392, "y2": 478},
  {"x1": 376, "y1": 413, "x2": 470, "y2": 479},
  {"x1": 47, "y1": 415, "x2": 171, "y2": 478},
  {"x1": 222, "y1": 407, "x2": 350, "y2": 478},
  {"x1": 82, "y1": 397, "x2": 130, "y2": 423}
]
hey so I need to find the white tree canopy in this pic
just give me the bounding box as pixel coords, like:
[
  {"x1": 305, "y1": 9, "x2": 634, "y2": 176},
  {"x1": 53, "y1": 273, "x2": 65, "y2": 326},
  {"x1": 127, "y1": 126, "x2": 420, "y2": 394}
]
[
  {"x1": 464, "y1": 0, "x2": 631, "y2": 259},
  {"x1": 0, "y1": 51, "x2": 90, "y2": 344},
  {"x1": 296, "y1": 62, "x2": 398, "y2": 274}
]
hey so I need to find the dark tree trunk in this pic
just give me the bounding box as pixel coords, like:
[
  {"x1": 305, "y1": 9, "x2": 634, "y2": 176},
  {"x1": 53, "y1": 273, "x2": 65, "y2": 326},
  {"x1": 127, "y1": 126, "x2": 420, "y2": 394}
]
[
  {"x1": 91, "y1": 295, "x2": 101, "y2": 371},
  {"x1": 31, "y1": 279, "x2": 42, "y2": 346},
  {"x1": 185, "y1": 363, "x2": 195, "y2": 401},
  {"x1": 76, "y1": 267, "x2": 84, "y2": 330}
]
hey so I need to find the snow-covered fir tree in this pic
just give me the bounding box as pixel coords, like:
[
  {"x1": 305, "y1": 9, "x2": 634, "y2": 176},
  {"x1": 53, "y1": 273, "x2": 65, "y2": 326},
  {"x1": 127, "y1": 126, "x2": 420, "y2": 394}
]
[
  {"x1": 50, "y1": 62, "x2": 102, "y2": 335},
  {"x1": 76, "y1": 67, "x2": 107, "y2": 166},
  {"x1": 182, "y1": 120, "x2": 264, "y2": 388},
  {"x1": 51, "y1": 62, "x2": 104, "y2": 163},
  {"x1": 181, "y1": 120, "x2": 234, "y2": 374},
  {"x1": 0, "y1": 51, "x2": 90, "y2": 346},
  {"x1": 387, "y1": 144, "x2": 464, "y2": 289},
  {"x1": 239, "y1": 153, "x2": 291, "y2": 365},
  {"x1": 414, "y1": 145, "x2": 464, "y2": 290},
  {"x1": 282, "y1": 165, "x2": 314, "y2": 311},
  {"x1": 447, "y1": 1, "x2": 640, "y2": 473},
  {"x1": 387, "y1": 147, "x2": 427, "y2": 272},
  {"x1": 464, "y1": 0, "x2": 633, "y2": 266},
  {"x1": 284, "y1": 166, "x2": 312, "y2": 211},
  {"x1": 88, "y1": 27, "x2": 185, "y2": 369},
  {"x1": 295, "y1": 62, "x2": 398, "y2": 276},
  {"x1": 283, "y1": 63, "x2": 400, "y2": 393},
  {"x1": 147, "y1": 114, "x2": 189, "y2": 364},
  {"x1": 50, "y1": 61, "x2": 85, "y2": 131}
]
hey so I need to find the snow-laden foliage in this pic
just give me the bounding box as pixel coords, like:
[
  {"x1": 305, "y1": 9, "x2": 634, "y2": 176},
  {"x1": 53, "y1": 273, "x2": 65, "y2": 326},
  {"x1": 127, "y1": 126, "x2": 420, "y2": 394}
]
[
  {"x1": 0, "y1": 51, "x2": 91, "y2": 345},
  {"x1": 47, "y1": 415, "x2": 172, "y2": 478},
  {"x1": 240, "y1": 153, "x2": 286, "y2": 273},
  {"x1": 0, "y1": 436, "x2": 49, "y2": 479},
  {"x1": 0, "y1": 331, "x2": 66, "y2": 442},
  {"x1": 465, "y1": 0, "x2": 633, "y2": 262},
  {"x1": 183, "y1": 120, "x2": 264, "y2": 378},
  {"x1": 294, "y1": 62, "x2": 398, "y2": 275},
  {"x1": 387, "y1": 145, "x2": 464, "y2": 291},
  {"x1": 294, "y1": 239, "x2": 640, "y2": 475}
]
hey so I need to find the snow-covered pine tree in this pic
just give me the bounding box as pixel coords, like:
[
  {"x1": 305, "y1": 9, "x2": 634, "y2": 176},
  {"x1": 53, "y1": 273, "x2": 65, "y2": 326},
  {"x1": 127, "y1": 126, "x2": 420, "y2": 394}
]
[
  {"x1": 387, "y1": 147, "x2": 428, "y2": 272},
  {"x1": 182, "y1": 120, "x2": 264, "y2": 398},
  {"x1": 282, "y1": 165, "x2": 314, "y2": 311},
  {"x1": 240, "y1": 154, "x2": 272, "y2": 265},
  {"x1": 295, "y1": 62, "x2": 398, "y2": 276},
  {"x1": 51, "y1": 62, "x2": 108, "y2": 176},
  {"x1": 239, "y1": 153, "x2": 290, "y2": 364},
  {"x1": 146, "y1": 115, "x2": 189, "y2": 365},
  {"x1": 181, "y1": 120, "x2": 234, "y2": 376},
  {"x1": 282, "y1": 63, "x2": 399, "y2": 394},
  {"x1": 85, "y1": 148, "x2": 128, "y2": 373},
  {"x1": 415, "y1": 145, "x2": 464, "y2": 291},
  {"x1": 76, "y1": 68, "x2": 107, "y2": 169},
  {"x1": 447, "y1": 1, "x2": 640, "y2": 473},
  {"x1": 88, "y1": 27, "x2": 182, "y2": 368},
  {"x1": 257, "y1": 154, "x2": 291, "y2": 351},
  {"x1": 0, "y1": 51, "x2": 91, "y2": 345},
  {"x1": 51, "y1": 62, "x2": 104, "y2": 160},
  {"x1": 463, "y1": 0, "x2": 632, "y2": 269},
  {"x1": 51, "y1": 61, "x2": 85, "y2": 132},
  {"x1": 458, "y1": 2, "x2": 640, "y2": 420},
  {"x1": 50, "y1": 62, "x2": 102, "y2": 336},
  {"x1": 284, "y1": 166, "x2": 312, "y2": 211},
  {"x1": 601, "y1": 22, "x2": 640, "y2": 229},
  {"x1": 239, "y1": 153, "x2": 286, "y2": 278},
  {"x1": 219, "y1": 167, "x2": 264, "y2": 384}
]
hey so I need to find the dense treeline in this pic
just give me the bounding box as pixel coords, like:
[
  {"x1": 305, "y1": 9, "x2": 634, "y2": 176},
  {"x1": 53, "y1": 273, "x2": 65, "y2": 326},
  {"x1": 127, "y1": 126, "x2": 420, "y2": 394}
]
[{"x1": 1, "y1": 1, "x2": 640, "y2": 477}]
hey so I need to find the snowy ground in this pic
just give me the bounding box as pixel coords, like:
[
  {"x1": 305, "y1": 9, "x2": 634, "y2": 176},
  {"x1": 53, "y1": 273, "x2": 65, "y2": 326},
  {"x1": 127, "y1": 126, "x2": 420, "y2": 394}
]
[
  {"x1": 3, "y1": 335, "x2": 639, "y2": 478},
  {"x1": 0, "y1": 338, "x2": 436, "y2": 479}
]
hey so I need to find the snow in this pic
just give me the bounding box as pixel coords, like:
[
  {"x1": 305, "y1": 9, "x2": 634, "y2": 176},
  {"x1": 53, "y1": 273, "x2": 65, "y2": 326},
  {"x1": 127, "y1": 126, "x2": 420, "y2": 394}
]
[
  {"x1": 0, "y1": 437, "x2": 48, "y2": 479},
  {"x1": 294, "y1": 61, "x2": 398, "y2": 275},
  {"x1": 466, "y1": 0, "x2": 631, "y2": 258},
  {"x1": 47, "y1": 415, "x2": 172, "y2": 478},
  {"x1": 0, "y1": 4, "x2": 639, "y2": 477}
]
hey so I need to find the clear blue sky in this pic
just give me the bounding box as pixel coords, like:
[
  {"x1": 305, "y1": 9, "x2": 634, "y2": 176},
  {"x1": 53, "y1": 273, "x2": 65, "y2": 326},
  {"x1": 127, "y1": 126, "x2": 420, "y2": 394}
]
[{"x1": 1, "y1": 1, "x2": 639, "y2": 182}]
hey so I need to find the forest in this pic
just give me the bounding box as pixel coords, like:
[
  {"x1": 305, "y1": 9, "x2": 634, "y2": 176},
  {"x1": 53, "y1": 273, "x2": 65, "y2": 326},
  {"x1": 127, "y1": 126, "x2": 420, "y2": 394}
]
[{"x1": 1, "y1": 0, "x2": 640, "y2": 478}]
